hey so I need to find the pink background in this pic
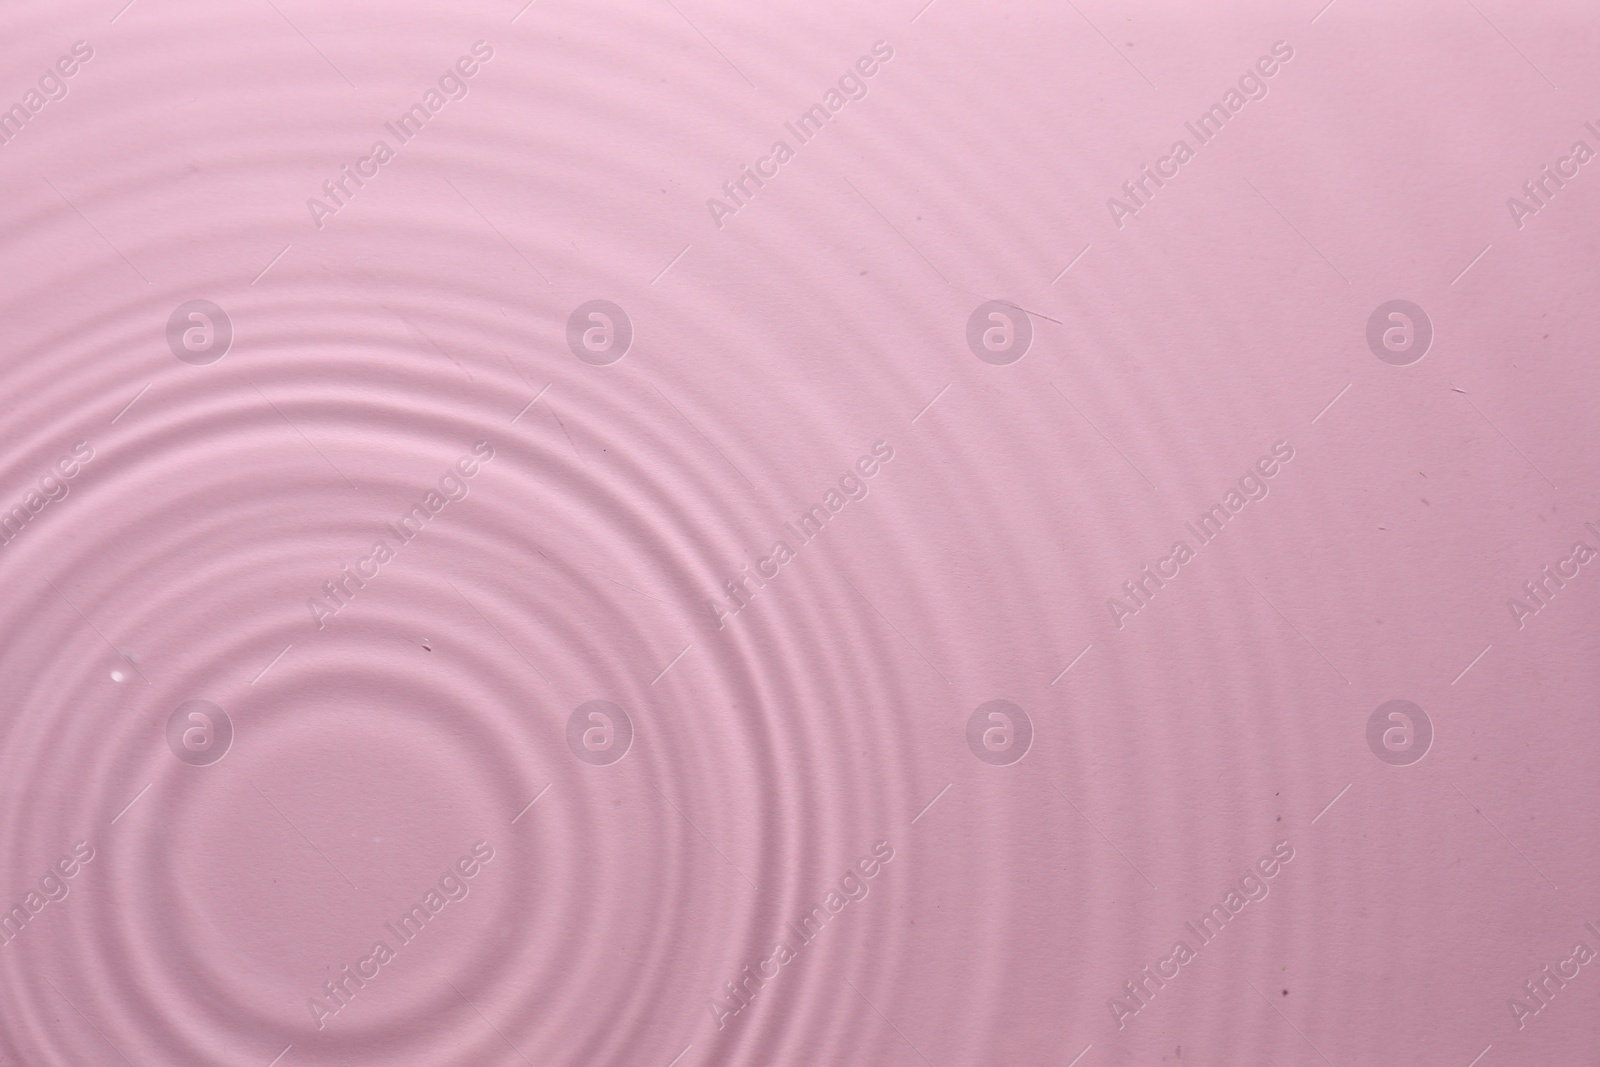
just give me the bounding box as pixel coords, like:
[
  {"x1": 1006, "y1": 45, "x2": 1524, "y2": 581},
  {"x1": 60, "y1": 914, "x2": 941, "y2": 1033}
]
[{"x1": 0, "y1": 0, "x2": 1597, "y2": 1063}]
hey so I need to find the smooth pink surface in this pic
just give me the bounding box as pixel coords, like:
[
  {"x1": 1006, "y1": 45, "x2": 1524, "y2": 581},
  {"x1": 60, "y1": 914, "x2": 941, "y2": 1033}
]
[{"x1": 0, "y1": 0, "x2": 1597, "y2": 1064}]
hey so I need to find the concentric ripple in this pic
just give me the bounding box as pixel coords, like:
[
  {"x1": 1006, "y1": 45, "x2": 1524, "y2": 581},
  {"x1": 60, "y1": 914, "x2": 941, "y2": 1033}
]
[{"x1": 1, "y1": 1, "x2": 1596, "y2": 1065}]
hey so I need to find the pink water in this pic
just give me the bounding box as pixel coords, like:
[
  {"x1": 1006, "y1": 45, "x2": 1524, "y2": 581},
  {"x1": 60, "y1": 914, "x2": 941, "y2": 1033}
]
[{"x1": 1, "y1": 0, "x2": 1597, "y2": 1064}]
